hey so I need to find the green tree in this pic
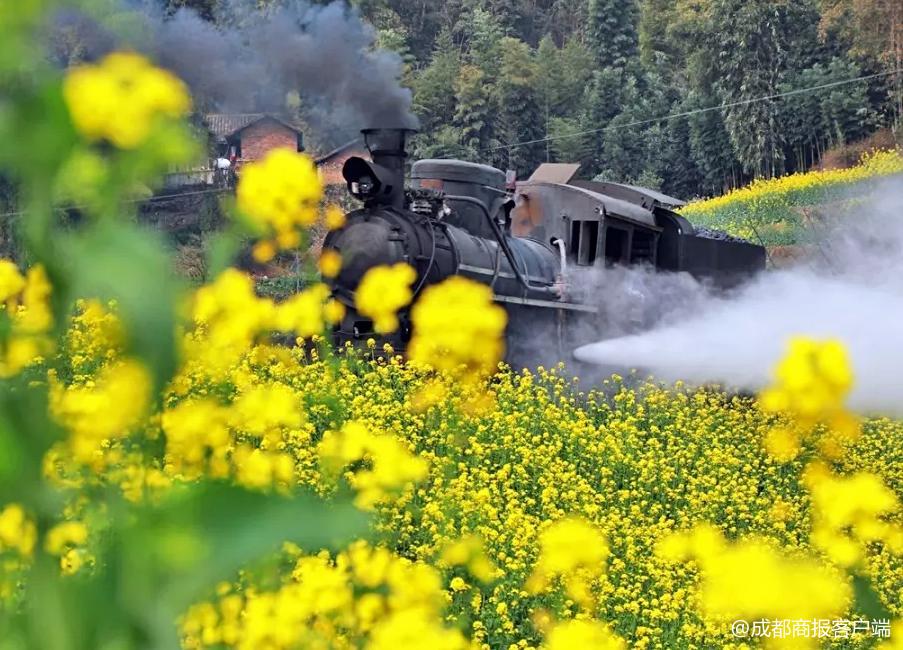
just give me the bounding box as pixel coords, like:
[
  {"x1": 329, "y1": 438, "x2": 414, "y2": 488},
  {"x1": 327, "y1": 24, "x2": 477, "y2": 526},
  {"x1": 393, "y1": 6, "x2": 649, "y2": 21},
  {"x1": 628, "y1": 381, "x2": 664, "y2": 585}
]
[
  {"x1": 454, "y1": 64, "x2": 495, "y2": 156},
  {"x1": 411, "y1": 29, "x2": 461, "y2": 136},
  {"x1": 598, "y1": 73, "x2": 671, "y2": 186},
  {"x1": 638, "y1": 0, "x2": 679, "y2": 69},
  {"x1": 413, "y1": 125, "x2": 476, "y2": 159},
  {"x1": 372, "y1": 6, "x2": 417, "y2": 82},
  {"x1": 494, "y1": 37, "x2": 545, "y2": 174},
  {"x1": 535, "y1": 36, "x2": 593, "y2": 120},
  {"x1": 779, "y1": 58, "x2": 874, "y2": 169},
  {"x1": 460, "y1": 7, "x2": 505, "y2": 79},
  {"x1": 706, "y1": 0, "x2": 820, "y2": 178},
  {"x1": 164, "y1": 0, "x2": 218, "y2": 20},
  {"x1": 659, "y1": 114, "x2": 703, "y2": 199},
  {"x1": 686, "y1": 93, "x2": 743, "y2": 195},
  {"x1": 585, "y1": 0, "x2": 639, "y2": 70},
  {"x1": 581, "y1": 68, "x2": 626, "y2": 175},
  {"x1": 548, "y1": 116, "x2": 592, "y2": 164}
]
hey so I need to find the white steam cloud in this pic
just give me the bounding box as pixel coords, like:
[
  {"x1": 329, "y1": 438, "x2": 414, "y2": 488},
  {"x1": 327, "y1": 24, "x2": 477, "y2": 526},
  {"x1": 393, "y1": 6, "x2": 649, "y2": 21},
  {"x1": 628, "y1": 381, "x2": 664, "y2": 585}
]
[{"x1": 574, "y1": 177, "x2": 903, "y2": 416}]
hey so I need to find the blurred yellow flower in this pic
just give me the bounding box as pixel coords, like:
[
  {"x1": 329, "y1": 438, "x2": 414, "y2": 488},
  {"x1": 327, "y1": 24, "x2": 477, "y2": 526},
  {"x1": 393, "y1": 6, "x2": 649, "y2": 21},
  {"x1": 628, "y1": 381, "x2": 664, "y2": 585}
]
[
  {"x1": 808, "y1": 471, "x2": 902, "y2": 567},
  {"x1": 236, "y1": 148, "x2": 322, "y2": 253},
  {"x1": 408, "y1": 275, "x2": 506, "y2": 382},
  {"x1": 323, "y1": 298, "x2": 346, "y2": 325},
  {"x1": 0, "y1": 504, "x2": 37, "y2": 558},
  {"x1": 318, "y1": 249, "x2": 342, "y2": 279},
  {"x1": 759, "y1": 337, "x2": 859, "y2": 461},
  {"x1": 0, "y1": 262, "x2": 54, "y2": 376},
  {"x1": 367, "y1": 609, "x2": 467, "y2": 650},
  {"x1": 658, "y1": 525, "x2": 850, "y2": 621},
  {"x1": 760, "y1": 337, "x2": 852, "y2": 420},
  {"x1": 318, "y1": 421, "x2": 428, "y2": 509},
  {"x1": 45, "y1": 521, "x2": 88, "y2": 555},
  {"x1": 251, "y1": 239, "x2": 277, "y2": 264},
  {"x1": 439, "y1": 535, "x2": 497, "y2": 582},
  {"x1": 324, "y1": 205, "x2": 347, "y2": 230},
  {"x1": 50, "y1": 358, "x2": 151, "y2": 465},
  {"x1": 0, "y1": 261, "x2": 25, "y2": 303},
  {"x1": 63, "y1": 51, "x2": 190, "y2": 149},
  {"x1": 527, "y1": 516, "x2": 608, "y2": 606},
  {"x1": 273, "y1": 283, "x2": 330, "y2": 338},
  {"x1": 541, "y1": 620, "x2": 625, "y2": 650},
  {"x1": 533, "y1": 517, "x2": 609, "y2": 576},
  {"x1": 355, "y1": 263, "x2": 416, "y2": 333}
]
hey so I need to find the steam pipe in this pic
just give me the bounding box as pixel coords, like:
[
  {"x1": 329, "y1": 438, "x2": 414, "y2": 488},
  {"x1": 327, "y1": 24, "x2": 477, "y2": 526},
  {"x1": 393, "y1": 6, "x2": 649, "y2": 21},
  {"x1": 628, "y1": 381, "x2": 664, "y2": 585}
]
[
  {"x1": 444, "y1": 194, "x2": 558, "y2": 297},
  {"x1": 552, "y1": 238, "x2": 567, "y2": 272}
]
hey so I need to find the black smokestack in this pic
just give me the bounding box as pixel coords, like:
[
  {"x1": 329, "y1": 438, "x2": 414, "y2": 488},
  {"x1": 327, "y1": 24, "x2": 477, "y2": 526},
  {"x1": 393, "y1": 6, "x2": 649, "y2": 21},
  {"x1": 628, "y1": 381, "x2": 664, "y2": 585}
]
[{"x1": 362, "y1": 128, "x2": 415, "y2": 208}]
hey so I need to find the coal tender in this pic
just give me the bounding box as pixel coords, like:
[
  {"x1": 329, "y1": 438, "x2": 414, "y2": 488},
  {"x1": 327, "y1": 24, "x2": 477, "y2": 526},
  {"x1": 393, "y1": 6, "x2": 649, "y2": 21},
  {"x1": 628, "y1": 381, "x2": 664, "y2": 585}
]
[{"x1": 323, "y1": 128, "x2": 765, "y2": 363}]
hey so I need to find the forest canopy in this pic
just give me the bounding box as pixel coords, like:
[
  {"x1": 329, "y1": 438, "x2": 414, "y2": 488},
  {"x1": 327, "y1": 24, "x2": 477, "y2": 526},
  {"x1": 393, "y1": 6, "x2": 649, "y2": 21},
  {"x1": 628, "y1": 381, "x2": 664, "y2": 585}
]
[{"x1": 151, "y1": 0, "x2": 903, "y2": 198}]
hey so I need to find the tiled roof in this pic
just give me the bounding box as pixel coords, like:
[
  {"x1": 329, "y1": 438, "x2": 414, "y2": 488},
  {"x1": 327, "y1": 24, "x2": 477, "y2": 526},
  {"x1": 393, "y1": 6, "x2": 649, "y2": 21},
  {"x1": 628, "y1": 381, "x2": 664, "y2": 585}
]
[
  {"x1": 204, "y1": 113, "x2": 304, "y2": 139},
  {"x1": 315, "y1": 139, "x2": 367, "y2": 164}
]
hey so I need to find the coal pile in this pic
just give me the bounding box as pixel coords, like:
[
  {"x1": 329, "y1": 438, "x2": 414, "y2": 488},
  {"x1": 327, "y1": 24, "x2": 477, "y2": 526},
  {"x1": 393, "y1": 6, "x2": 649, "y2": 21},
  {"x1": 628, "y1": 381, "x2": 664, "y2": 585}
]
[{"x1": 693, "y1": 226, "x2": 750, "y2": 243}]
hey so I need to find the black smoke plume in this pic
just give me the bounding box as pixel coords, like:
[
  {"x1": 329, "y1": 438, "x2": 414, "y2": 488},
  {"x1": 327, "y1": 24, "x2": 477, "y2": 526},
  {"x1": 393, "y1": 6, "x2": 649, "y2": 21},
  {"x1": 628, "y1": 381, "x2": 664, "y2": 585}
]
[{"x1": 49, "y1": 1, "x2": 418, "y2": 141}]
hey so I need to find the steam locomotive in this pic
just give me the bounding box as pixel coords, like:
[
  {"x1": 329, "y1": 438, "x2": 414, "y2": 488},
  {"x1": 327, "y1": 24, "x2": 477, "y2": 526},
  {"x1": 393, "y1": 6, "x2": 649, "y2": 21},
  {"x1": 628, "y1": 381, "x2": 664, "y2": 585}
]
[{"x1": 323, "y1": 128, "x2": 765, "y2": 365}]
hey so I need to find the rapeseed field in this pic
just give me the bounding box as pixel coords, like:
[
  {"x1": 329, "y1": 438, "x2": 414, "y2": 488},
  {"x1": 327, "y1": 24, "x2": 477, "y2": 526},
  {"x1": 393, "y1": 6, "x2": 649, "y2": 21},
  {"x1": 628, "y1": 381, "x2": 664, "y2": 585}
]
[
  {"x1": 1, "y1": 6, "x2": 901, "y2": 649},
  {"x1": 680, "y1": 151, "x2": 903, "y2": 246}
]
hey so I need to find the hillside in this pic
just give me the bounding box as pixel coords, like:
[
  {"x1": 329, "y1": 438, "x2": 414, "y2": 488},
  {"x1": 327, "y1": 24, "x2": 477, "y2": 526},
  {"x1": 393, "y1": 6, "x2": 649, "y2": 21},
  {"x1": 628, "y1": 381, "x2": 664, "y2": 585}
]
[
  {"x1": 679, "y1": 148, "x2": 903, "y2": 255},
  {"x1": 36, "y1": 0, "x2": 902, "y2": 203}
]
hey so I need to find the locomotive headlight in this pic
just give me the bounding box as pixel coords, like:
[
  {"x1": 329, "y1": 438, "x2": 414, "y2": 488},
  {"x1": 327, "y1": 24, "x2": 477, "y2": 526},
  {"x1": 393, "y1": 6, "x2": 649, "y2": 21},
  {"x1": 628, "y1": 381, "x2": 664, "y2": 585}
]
[
  {"x1": 343, "y1": 156, "x2": 396, "y2": 204},
  {"x1": 351, "y1": 175, "x2": 375, "y2": 196}
]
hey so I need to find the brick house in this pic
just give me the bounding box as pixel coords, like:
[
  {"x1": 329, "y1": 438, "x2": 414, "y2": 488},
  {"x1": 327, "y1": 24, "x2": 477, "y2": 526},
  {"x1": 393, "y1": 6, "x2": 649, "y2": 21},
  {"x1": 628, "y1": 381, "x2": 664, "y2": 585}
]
[
  {"x1": 315, "y1": 139, "x2": 370, "y2": 186},
  {"x1": 204, "y1": 114, "x2": 370, "y2": 188},
  {"x1": 205, "y1": 113, "x2": 306, "y2": 170}
]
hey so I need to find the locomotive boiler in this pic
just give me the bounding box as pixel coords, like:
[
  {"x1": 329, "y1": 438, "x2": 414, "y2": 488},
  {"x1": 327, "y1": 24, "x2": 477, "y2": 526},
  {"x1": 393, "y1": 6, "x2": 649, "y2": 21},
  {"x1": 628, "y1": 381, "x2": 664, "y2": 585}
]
[{"x1": 322, "y1": 128, "x2": 765, "y2": 364}]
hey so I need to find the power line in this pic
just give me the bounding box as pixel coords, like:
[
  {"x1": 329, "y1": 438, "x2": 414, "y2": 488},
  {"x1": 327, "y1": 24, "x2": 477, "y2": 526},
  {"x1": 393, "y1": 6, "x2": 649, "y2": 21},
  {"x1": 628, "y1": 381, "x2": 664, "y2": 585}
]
[
  {"x1": 0, "y1": 186, "x2": 230, "y2": 220},
  {"x1": 482, "y1": 67, "x2": 903, "y2": 154}
]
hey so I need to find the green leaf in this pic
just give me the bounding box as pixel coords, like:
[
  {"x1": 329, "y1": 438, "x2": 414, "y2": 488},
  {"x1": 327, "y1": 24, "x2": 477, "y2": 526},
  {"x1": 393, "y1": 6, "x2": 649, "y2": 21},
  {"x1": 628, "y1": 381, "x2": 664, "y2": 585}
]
[
  {"x1": 115, "y1": 483, "x2": 370, "y2": 647},
  {"x1": 58, "y1": 219, "x2": 183, "y2": 395},
  {"x1": 0, "y1": 377, "x2": 65, "y2": 509},
  {"x1": 205, "y1": 227, "x2": 243, "y2": 279},
  {"x1": 851, "y1": 573, "x2": 891, "y2": 620},
  {"x1": 9, "y1": 483, "x2": 369, "y2": 650}
]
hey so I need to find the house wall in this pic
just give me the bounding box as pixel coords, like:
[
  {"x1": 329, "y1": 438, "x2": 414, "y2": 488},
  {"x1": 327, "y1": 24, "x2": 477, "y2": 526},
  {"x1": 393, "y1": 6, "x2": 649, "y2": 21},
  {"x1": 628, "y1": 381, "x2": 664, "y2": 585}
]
[
  {"x1": 240, "y1": 119, "x2": 298, "y2": 162},
  {"x1": 317, "y1": 147, "x2": 370, "y2": 186}
]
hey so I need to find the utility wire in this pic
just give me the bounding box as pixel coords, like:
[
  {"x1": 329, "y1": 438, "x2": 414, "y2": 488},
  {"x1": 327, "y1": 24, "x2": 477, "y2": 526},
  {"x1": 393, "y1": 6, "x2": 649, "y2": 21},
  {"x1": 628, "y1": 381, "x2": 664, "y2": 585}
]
[
  {"x1": 0, "y1": 186, "x2": 231, "y2": 220},
  {"x1": 482, "y1": 67, "x2": 903, "y2": 153}
]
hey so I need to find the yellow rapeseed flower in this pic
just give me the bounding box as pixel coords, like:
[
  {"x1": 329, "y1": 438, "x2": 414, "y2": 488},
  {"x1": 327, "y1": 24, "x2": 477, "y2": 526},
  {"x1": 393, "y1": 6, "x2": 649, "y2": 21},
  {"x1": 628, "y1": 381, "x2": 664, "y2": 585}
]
[
  {"x1": 318, "y1": 421, "x2": 428, "y2": 509},
  {"x1": 63, "y1": 51, "x2": 190, "y2": 149},
  {"x1": 354, "y1": 264, "x2": 416, "y2": 334},
  {"x1": 658, "y1": 526, "x2": 850, "y2": 621},
  {"x1": 449, "y1": 576, "x2": 468, "y2": 591},
  {"x1": 324, "y1": 205, "x2": 347, "y2": 230},
  {"x1": 272, "y1": 283, "x2": 330, "y2": 338},
  {"x1": 408, "y1": 275, "x2": 507, "y2": 382},
  {"x1": 0, "y1": 504, "x2": 37, "y2": 558},
  {"x1": 0, "y1": 260, "x2": 25, "y2": 303},
  {"x1": 0, "y1": 262, "x2": 54, "y2": 376},
  {"x1": 317, "y1": 249, "x2": 342, "y2": 279},
  {"x1": 759, "y1": 337, "x2": 859, "y2": 461},
  {"x1": 236, "y1": 148, "x2": 323, "y2": 253},
  {"x1": 45, "y1": 521, "x2": 88, "y2": 555},
  {"x1": 541, "y1": 620, "x2": 625, "y2": 650},
  {"x1": 50, "y1": 358, "x2": 151, "y2": 465},
  {"x1": 808, "y1": 471, "x2": 903, "y2": 567},
  {"x1": 680, "y1": 150, "x2": 903, "y2": 223}
]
